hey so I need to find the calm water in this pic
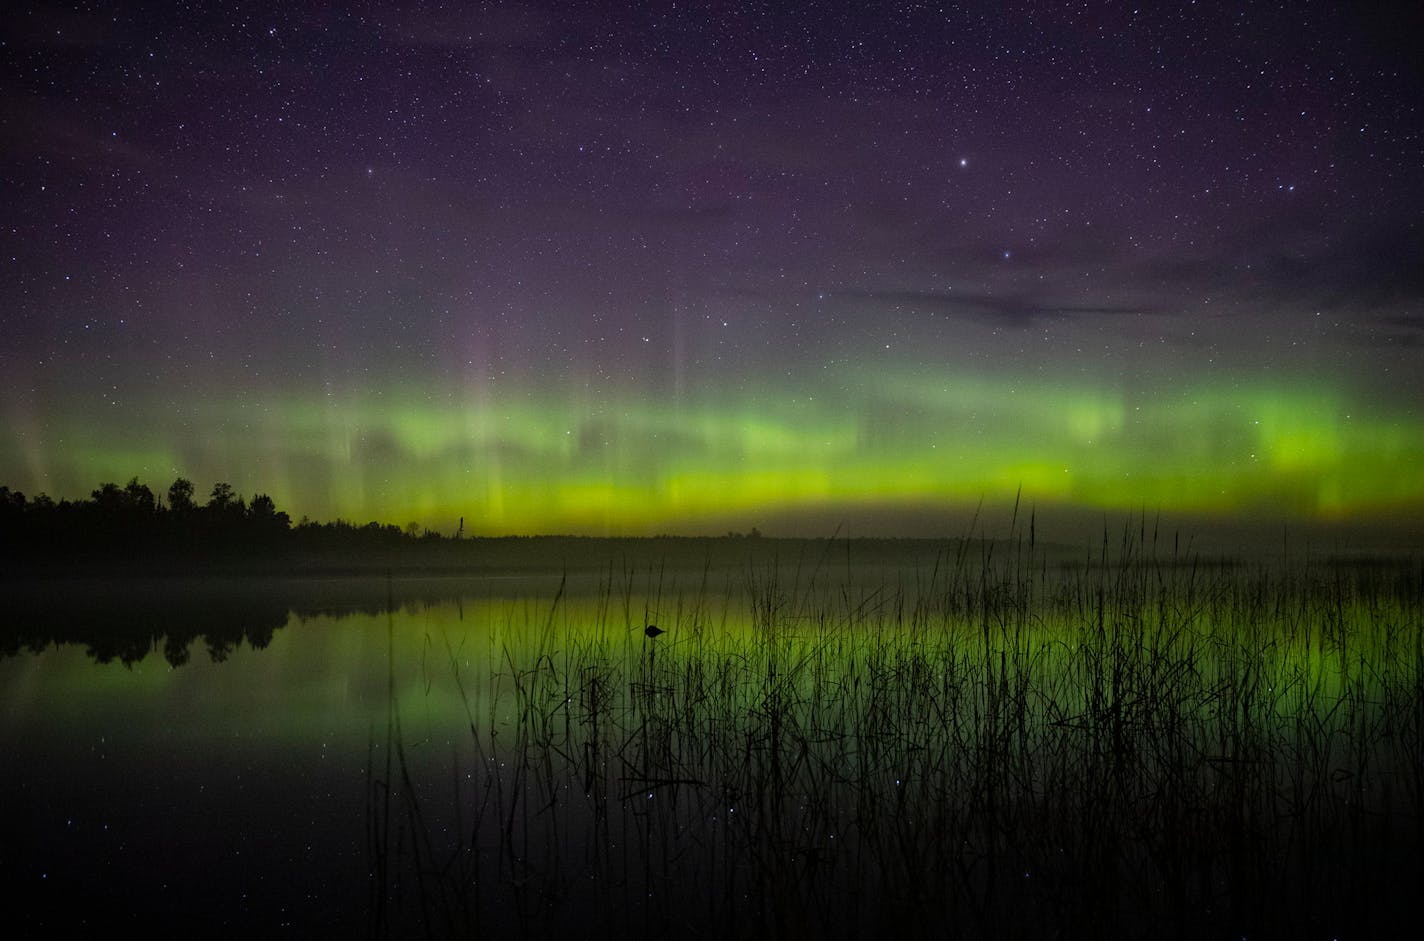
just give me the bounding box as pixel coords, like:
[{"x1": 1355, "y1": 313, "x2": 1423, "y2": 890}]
[
  {"x1": 1, "y1": 575, "x2": 560, "y2": 934},
  {"x1": 0, "y1": 569, "x2": 774, "y2": 936},
  {"x1": 3, "y1": 562, "x2": 1421, "y2": 938}
]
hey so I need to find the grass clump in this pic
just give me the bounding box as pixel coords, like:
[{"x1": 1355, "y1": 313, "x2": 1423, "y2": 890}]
[{"x1": 369, "y1": 536, "x2": 1424, "y2": 939}]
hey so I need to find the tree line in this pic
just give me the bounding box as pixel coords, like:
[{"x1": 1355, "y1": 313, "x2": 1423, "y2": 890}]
[{"x1": 0, "y1": 476, "x2": 436, "y2": 565}]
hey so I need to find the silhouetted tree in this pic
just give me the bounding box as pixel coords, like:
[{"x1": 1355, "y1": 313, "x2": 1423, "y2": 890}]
[
  {"x1": 206, "y1": 481, "x2": 246, "y2": 530},
  {"x1": 124, "y1": 478, "x2": 156, "y2": 514},
  {"x1": 163, "y1": 634, "x2": 192, "y2": 668},
  {"x1": 247, "y1": 492, "x2": 292, "y2": 540},
  {"x1": 167, "y1": 477, "x2": 196, "y2": 513},
  {"x1": 208, "y1": 482, "x2": 238, "y2": 511},
  {"x1": 0, "y1": 485, "x2": 24, "y2": 512},
  {"x1": 0, "y1": 486, "x2": 27, "y2": 552},
  {"x1": 91, "y1": 481, "x2": 126, "y2": 511},
  {"x1": 205, "y1": 636, "x2": 233, "y2": 663},
  {"x1": 82, "y1": 478, "x2": 160, "y2": 550},
  {"x1": 2, "y1": 474, "x2": 445, "y2": 568}
]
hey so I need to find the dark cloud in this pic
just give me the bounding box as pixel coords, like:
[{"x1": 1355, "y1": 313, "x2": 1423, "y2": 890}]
[
  {"x1": 1331, "y1": 222, "x2": 1424, "y2": 306},
  {"x1": 832, "y1": 287, "x2": 1158, "y2": 329},
  {"x1": 1126, "y1": 211, "x2": 1424, "y2": 312}
]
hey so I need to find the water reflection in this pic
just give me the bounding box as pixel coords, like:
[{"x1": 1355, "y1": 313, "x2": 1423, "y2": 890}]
[
  {"x1": 2, "y1": 579, "x2": 288, "y2": 666},
  {"x1": 2, "y1": 562, "x2": 1421, "y2": 938},
  {"x1": 0, "y1": 570, "x2": 732, "y2": 936}
]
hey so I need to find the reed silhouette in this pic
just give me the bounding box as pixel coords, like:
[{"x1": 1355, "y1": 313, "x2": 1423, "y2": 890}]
[{"x1": 361, "y1": 531, "x2": 1424, "y2": 939}]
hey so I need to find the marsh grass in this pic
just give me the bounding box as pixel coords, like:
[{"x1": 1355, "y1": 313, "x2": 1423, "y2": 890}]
[{"x1": 368, "y1": 532, "x2": 1423, "y2": 939}]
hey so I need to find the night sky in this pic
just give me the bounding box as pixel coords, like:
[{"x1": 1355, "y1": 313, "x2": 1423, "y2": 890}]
[{"x1": 3, "y1": 2, "x2": 1423, "y2": 543}]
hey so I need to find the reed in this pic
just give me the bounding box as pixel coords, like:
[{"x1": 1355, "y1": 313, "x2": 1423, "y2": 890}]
[{"x1": 369, "y1": 536, "x2": 1423, "y2": 938}]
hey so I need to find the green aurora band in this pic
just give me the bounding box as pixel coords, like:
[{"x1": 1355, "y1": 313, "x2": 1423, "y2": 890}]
[{"x1": 6, "y1": 368, "x2": 1424, "y2": 537}]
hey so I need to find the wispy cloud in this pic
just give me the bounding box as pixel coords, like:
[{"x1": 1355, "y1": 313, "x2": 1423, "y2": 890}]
[{"x1": 831, "y1": 286, "x2": 1158, "y2": 329}]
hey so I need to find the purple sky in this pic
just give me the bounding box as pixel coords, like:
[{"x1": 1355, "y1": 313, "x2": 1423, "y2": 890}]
[{"x1": 3, "y1": 2, "x2": 1423, "y2": 542}]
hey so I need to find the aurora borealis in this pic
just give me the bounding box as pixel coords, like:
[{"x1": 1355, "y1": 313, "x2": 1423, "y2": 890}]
[{"x1": 3, "y1": 2, "x2": 1423, "y2": 542}]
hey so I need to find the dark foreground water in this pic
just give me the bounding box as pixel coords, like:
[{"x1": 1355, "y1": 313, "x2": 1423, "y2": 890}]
[
  {"x1": 0, "y1": 570, "x2": 722, "y2": 936},
  {"x1": 2, "y1": 560, "x2": 1421, "y2": 938}
]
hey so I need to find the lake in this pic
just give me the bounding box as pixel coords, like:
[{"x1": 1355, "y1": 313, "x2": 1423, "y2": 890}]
[{"x1": 3, "y1": 548, "x2": 1421, "y2": 937}]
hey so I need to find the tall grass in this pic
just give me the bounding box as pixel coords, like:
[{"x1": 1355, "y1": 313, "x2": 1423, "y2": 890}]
[{"x1": 368, "y1": 534, "x2": 1423, "y2": 938}]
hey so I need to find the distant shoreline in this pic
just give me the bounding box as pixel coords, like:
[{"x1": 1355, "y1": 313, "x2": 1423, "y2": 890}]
[{"x1": 3, "y1": 532, "x2": 1412, "y2": 582}]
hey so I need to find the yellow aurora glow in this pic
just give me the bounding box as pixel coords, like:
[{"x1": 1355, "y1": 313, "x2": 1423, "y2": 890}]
[{"x1": 8, "y1": 367, "x2": 1422, "y2": 537}]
